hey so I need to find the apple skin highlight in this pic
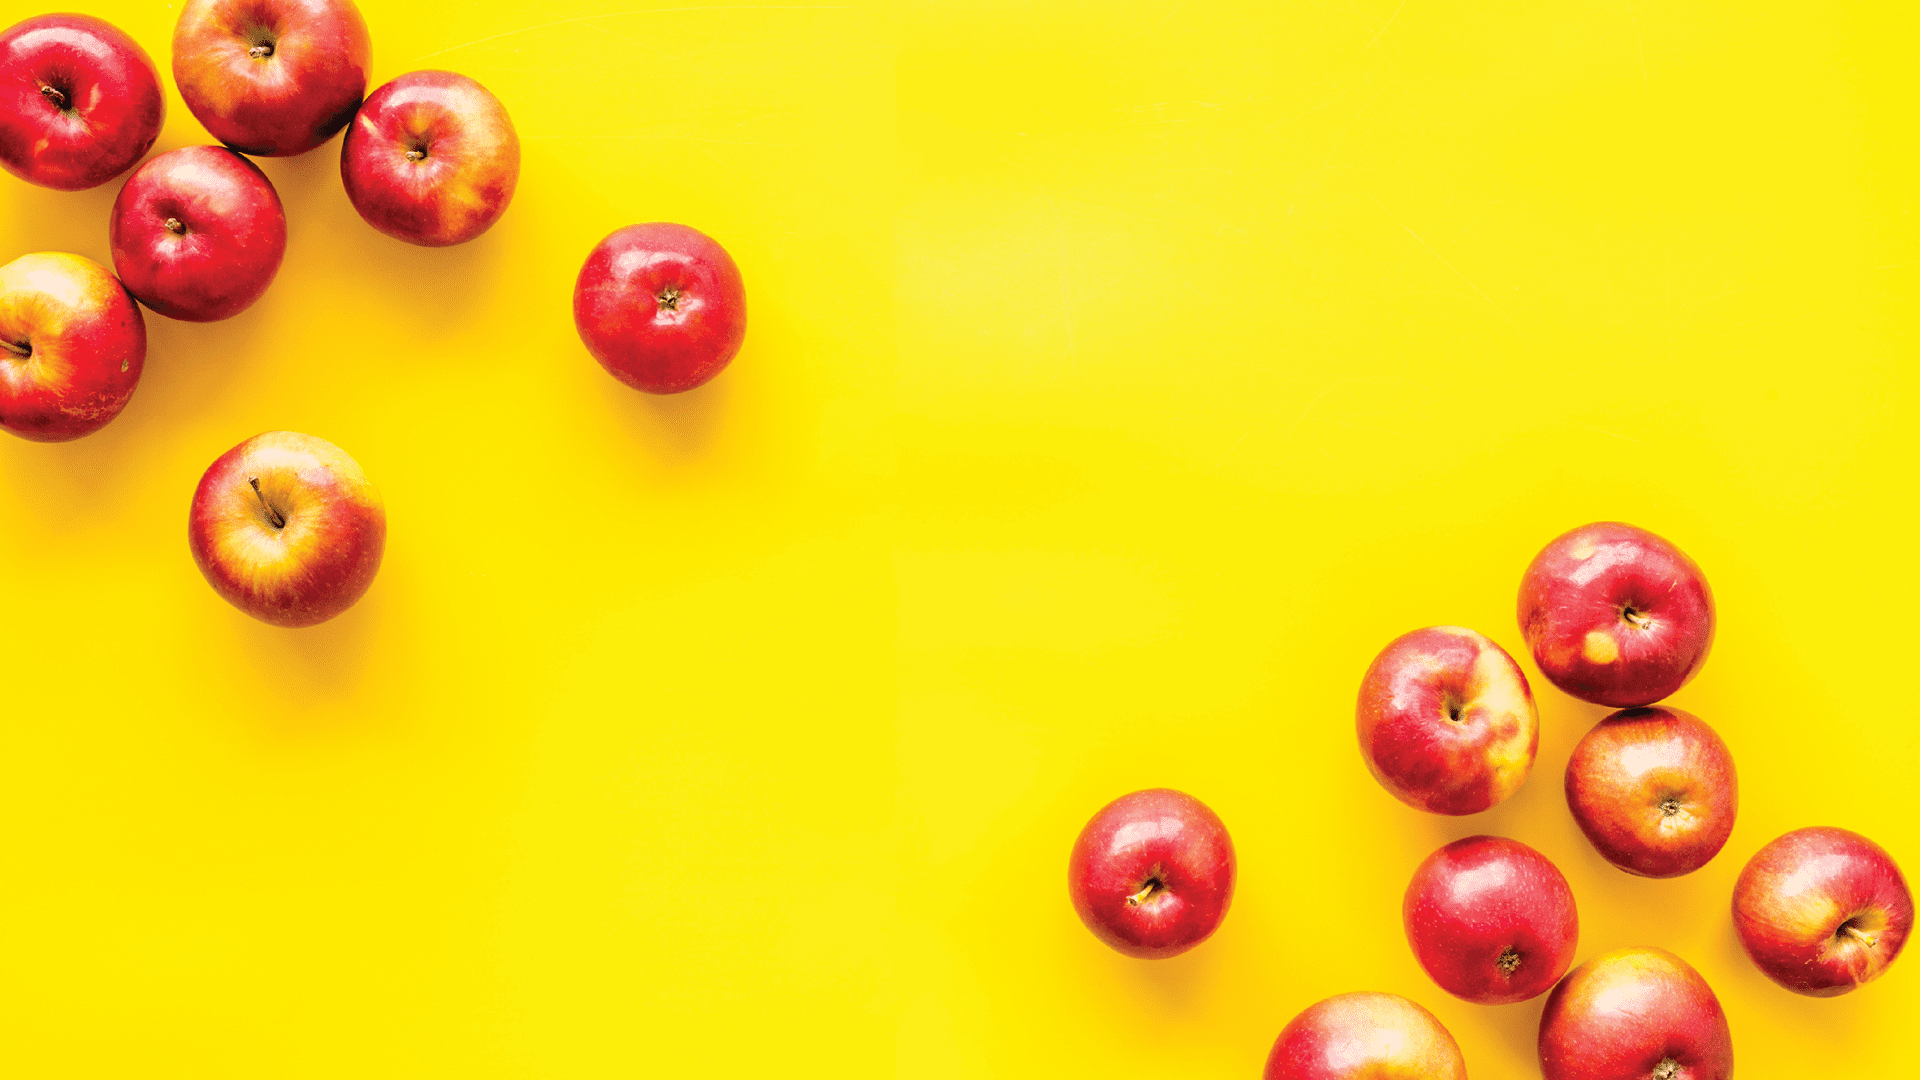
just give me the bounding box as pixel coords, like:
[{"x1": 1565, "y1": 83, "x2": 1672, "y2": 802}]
[
  {"x1": 0, "y1": 252, "x2": 147, "y2": 442},
  {"x1": 1067, "y1": 788, "x2": 1235, "y2": 959},
  {"x1": 1733, "y1": 826, "x2": 1913, "y2": 997}
]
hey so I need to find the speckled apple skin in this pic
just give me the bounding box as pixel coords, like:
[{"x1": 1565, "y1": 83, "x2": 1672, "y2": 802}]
[
  {"x1": 1733, "y1": 826, "x2": 1912, "y2": 997},
  {"x1": 1538, "y1": 947, "x2": 1732, "y2": 1080},
  {"x1": 1067, "y1": 788, "x2": 1234, "y2": 959},
  {"x1": 1565, "y1": 706, "x2": 1737, "y2": 878},
  {"x1": 1264, "y1": 991, "x2": 1467, "y2": 1080},
  {"x1": 1403, "y1": 835, "x2": 1577, "y2": 1004}
]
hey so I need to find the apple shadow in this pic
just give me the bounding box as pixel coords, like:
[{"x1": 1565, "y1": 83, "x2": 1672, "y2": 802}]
[
  {"x1": 210, "y1": 568, "x2": 401, "y2": 735},
  {"x1": 1103, "y1": 934, "x2": 1218, "y2": 1014}
]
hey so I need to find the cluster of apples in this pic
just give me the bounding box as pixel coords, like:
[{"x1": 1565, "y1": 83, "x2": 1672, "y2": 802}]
[
  {"x1": 1070, "y1": 522, "x2": 1913, "y2": 1079},
  {"x1": 0, "y1": 4, "x2": 746, "y2": 626}
]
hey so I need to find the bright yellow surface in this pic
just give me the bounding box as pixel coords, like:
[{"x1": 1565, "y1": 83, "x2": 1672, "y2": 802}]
[{"x1": 2, "y1": 1, "x2": 1915, "y2": 1076}]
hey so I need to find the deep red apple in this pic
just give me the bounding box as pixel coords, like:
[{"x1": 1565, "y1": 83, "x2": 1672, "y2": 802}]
[
  {"x1": 340, "y1": 70, "x2": 519, "y2": 247},
  {"x1": 1357, "y1": 625, "x2": 1539, "y2": 815},
  {"x1": 1733, "y1": 826, "x2": 1912, "y2": 997},
  {"x1": 1565, "y1": 706, "x2": 1736, "y2": 878},
  {"x1": 573, "y1": 222, "x2": 747, "y2": 394},
  {"x1": 0, "y1": 252, "x2": 145, "y2": 441},
  {"x1": 188, "y1": 431, "x2": 386, "y2": 627},
  {"x1": 1538, "y1": 947, "x2": 1732, "y2": 1080},
  {"x1": 1403, "y1": 835, "x2": 1578, "y2": 1004},
  {"x1": 1517, "y1": 522, "x2": 1714, "y2": 708},
  {"x1": 172, "y1": 0, "x2": 370, "y2": 158},
  {"x1": 1067, "y1": 788, "x2": 1234, "y2": 959},
  {"x1": 1264, "y1": 991, "x2": 1467, "y2": 1080},
  {"x1": 108, "y1": 145, "x2": 287, "y2": 322},
  {"x1": 0, "y1": 14, "x2": 164, "y2": 191}
]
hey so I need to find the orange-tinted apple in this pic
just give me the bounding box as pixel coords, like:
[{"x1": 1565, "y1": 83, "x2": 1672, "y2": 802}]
[
  {"x1": 1357, "y1": 625, "x2": 1539, "y2": 815},
  {"x1": 109, "y1": 145, "x2": 287, "y2": 321},
  {"x1": 0, "y1": 252, "x2": 145, "y2": 441},
  {"x1": 1067, "y1": 788, "x2": 1234, "y2": 959},
  {"x1": 1404, "y1": 835, "x2": 1578, "y2": 1004},
  {"x1": 1565, "y1": 706, "x2": 1736, "y2": 878},
  {"x1": 0, "y1": 14, "x2": 164, "y2": 190},
  {"x1": 340, "y1": 70, "x2": 519, "y2": 246},
  {"x1": 574, "y1": 222, "x2": 747, "y2": 394},
  {"x1": 172, "y1": 0, "x2": 370, "y2": 157},
  {"x1": 1264, "y1": 992, "x2": 1467, "y2": 1080},
  {"x1": 1733, "y1": 826, "x2": 1912, "y2": 996},
  {"x1": 1538, "y1": 948, "x2": 1731, "y2": 1080},
  {"x1": 188, "y1": 431, "x2": 385, "y2": 627}
]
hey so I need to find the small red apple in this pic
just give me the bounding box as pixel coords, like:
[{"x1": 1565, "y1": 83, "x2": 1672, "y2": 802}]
[
  {"x1": 1263, "y1": 991, "x2": 1467, "y2": 1080},
  {"x1": 1565, "y1": 706, "x2": 1736, "y2": 878},
  {"x1": 1403, "y1": 835, "x2": 1578, "y2": 1004},
  {"x1": 1733, "y1": 826, "x2": 1912, "y2": 997},
  {"x1": 1067, "y1": 788, "x2": 1234, "y2": 959},
  {"x1": 573, "y1": 222, "x2": 747, "y2": 394},
  {"x1": 1518, "y1": 522, "x2": 1715, "y2": 708},
  {"x1": 1538, "y1": 947, "x2": 1732, "y2": 1080},
  {"x1": 1356, "y1": 625, "x2": 1539, "y2": 815},
  {"x1": 188, "y1": 431, "x2": 386, "y2": 627},
  {"x1": 172, "y1": 0, "x2": 370, "y2": 158},
  {"x1": 0, "y1": 252, "x2": 146, "y2": 442},
  {"x1": 109, "y1": 145, "x2": 287, "y2": 322},
  {"x1": 0, "y1": 14, "x2": 164, "y2": 191},
  {"x1": 340, "y1": 70, "x2": 520, "y2": 247}
]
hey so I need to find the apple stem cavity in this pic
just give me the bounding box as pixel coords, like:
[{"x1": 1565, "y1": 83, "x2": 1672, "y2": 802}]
[
  {"x1": 1840, "y1": 920, "x2": 1878, "y2": 947},
  {"x1": 1125, "y1": 878, "x2": 1164, "y2": 907},
  {"x1": 405, "y1": 148, "x2": 426, "y2": 161},
  {"x1": 1496, "y1": 946, "x2": 1522, "y2": 974},
  {"x1": 1, "y1": 338, "x2": 29, "y2": 360},
  {"x1": 1620, "y1": 605, "x2": 1654, "y2": 630},
  {"x1": 657, "y1": 285, "x2": 683, "y2": 312},
  {"x1": 248, "y1": 42, "x2": 274, "y2": 59},
  {"x1": 39, "y1": 83, "x2": 68, "y2": 110},
  {"x1": 1652, "y1": 1059, "x2": 1680, "y2": 1080},
  {"x1": 248, "y1": 477, "x2": 287, "y2": 530},
  {"x1": 165, "y1": 218, "x2": 186, "y2": 235},
  {"x1": 1659, "y1": 796, "x2": 1682, "y2": 817}
]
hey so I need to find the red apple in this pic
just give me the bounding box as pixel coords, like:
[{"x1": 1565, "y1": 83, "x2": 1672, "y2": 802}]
[
  {"x1": 573, "y1": 222, "x2": 747, "y2": 394},
  {"x1": 1517, "y1": 522, "x2": 1714, "y2": 708},
  {"x1": 0, "y1": 252, "x2": 145, "y2": 441},
  {"x1": 172, "y1": 0, "x2": 370, "y2": 158},
  {"x1": 1733, "y1": 826, "x2": 1912, "y2": 997},
  {"x1": 1067, "y1": 788, "x2": 1234, "y2": 959},
  {"x1": 108, "y1": 145, "x2": 287, "y2": 322},
  {"x1": 340, "y1": 70, "x2": 519, "y2": 247},
  {"x1": 1538, "y1": 947, "x2": 1732, "y2": 1080},
  {"x1": 188, "y1": 431, "x2": 385, "y2": 627},
  {"x1": 0, "y1": 14, "x2": 164, "y2": 191},
  {"x1": 1356, "y1": 625, "x2": 1539, "y2": 815},
  {"x1": 1403, "y1": 835, "x2": 1578, "y2": 1004},
  {"x1": 1264, "y1": 991, "x2": 1467, "y2": 1080},
  {"x1": 1565, "y1": 706, "x2": 1736, "y2": 878}
]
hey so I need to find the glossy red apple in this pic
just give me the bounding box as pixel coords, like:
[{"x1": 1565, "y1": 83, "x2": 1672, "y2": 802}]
[
  {"x1": 0, "y1": 14, "x2": 164, "y2": 191},
  {"x1": 1357, "y1": 625, "x2": 1539, "y2": 815},
  {"x1": 188, "y1": 431, "x2": 385, "y2": 627},
  {"x1": 0, "y1": 252, "x2": 145, "y2": 441},
  {"x1": 1264, "y1": 991, "x2": 1467, "y2": 1080},
  {"x1": 1733, "y1": 826, "x2": 1912, "y2": 996},
  {"x1": 172, "y1": 0, "x2": 370, "y2": 158},
  {"x1": 109, "y1": 145, "x2": 287, "y2": 322},
  {"x1": 1518, "y1": 522, "x2": 1714, "y2": 708},
  {"x1": 340, "y1": 70, "x2": 519, "y2": 247},
  {"x1": 1565, "y1": 706, "x2": 1736, "y2": 878},
  {"x1": 1067, "y1": 788, "x2": 1234, "y2": 959},
  {"x1": 1403, "y1": 835, "x2": 1577, "y2": 1004},
  {"x1": 573, "y1": 222, "x2": 747, "y2": 394},
  {"x1": 1538, "y1": 947, "x2": 1732, "y2": 1080}
]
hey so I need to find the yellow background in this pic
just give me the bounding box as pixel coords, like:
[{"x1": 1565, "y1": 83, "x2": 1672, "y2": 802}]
[{"x1": 2, "y1": 1, "x2": 1915, "y2": 1076}]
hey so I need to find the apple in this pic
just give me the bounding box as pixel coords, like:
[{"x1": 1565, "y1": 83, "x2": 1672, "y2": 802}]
[
  {"x1": 1538, "y1": 947, "x2": 1732, "y2": 1080},
  {"x1": 1403, "y1": 835, "x2": 1577, "y2": 1004},
  {"x1": 1263, "y1": 991, "x2": 1466, "y2": 1080},
  {"x1": 340, "y1": 70, "x2": 520, "y2": 247},
  {"x1": 1565, "y1": 706, "x2": 1736, "y2": 878},
  {"x1": 1733, "y1": 826, "x2": 1912, "y2": 996},
  {"x1": 108, "y1": 145, "x2": 287, "y2": 322},
  {"x1": 1067, "y1": 788, "x2": 1234, "y2": 959},
  {"x1": 1356, "y1": 625, "x2": 1539, "y2": 815},
  {"x1": 172, "y1": 0, "x2": 370, "y2": 158},
  {"x1": 1517, "y1": 522, "x2": 1714, "y2": 708},
  {"x1": 0, "y1": 252, "x2": 146, "y2": 441},
  {"x1": 0, "y1": 14, "x2": 164, "y2": 191},
  {"x1": 188, "y1": 431, "x2": 386, "y2": 627},
  {"x1": 573, "y1": 222, "x2": 747, "y2": 394}
]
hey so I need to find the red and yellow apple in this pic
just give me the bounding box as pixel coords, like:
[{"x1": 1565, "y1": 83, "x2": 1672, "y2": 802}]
[
  {"x1": 1518, "y1": 522, "x2": 1715, "y2": 708},
  {"x1": 109, "y1": 145, "x2": 287, "y2": 322},
  {"x1": 188, "y1": 431, "x2": 386, "y2": 627},
  {"x1": 1067, "y1": 788, "x2": 1234, "y2": 959},
  {"x1": 1356, "y1": 625, "x2": 1538, "y2": 815},
  {"x1": 1565, "y1": 706, "x2": 1736, "y2": 878},
  {"x1": 573, "y1": 222, "x2": 747, "y2": 394},
  {"x1": 1538, "y1": 947, "x2": 1732, "y2": 1080},
  {"x1": 1733, "y1": 826, "x2": 1912, "y2": 996},
  {"x1": 340, "y1": 70, "x2": 520, "y2": 247},
  {"x1": 0, "y1": 252, "x2": 146, "y2": 442},
  {"x1": 0, "y1": 14, "x2": 164, "y2": 191},
  {"x1": 172, "y1": 0, "x2": 370, "y2": 158},
  {"x1": 1403, "y1": 835, "x2": 1578, "y2": 1004},
  {"x1": 1263, "y1": 992, "x2": 1466, "y2": 1080}
]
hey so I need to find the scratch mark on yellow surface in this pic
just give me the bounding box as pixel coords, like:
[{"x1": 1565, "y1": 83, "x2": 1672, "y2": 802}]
[
  {"x1": 1370, "y1": 195, "x2": 1509, "y2": 321},
  {"x1": 1364, "y1": 0, "x2": 1408, "y2": 50},
  {"x1": 1119, "y1": 0, "x2": 1190, "y2": 44},
  {"x1": 413, "y1": 6, "x2": 850, "y2": 61}
]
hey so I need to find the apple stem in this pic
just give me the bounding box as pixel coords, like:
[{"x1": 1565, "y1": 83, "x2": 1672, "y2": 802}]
[
  {"x1": 1, "y1": 339, "x2": 28, "y2": 360},
  {"x1": 39, "y1": 84, "x2": 68, "y2": 109},
  {"x1": 1842, "y1": 923, "x2": 1878, "y2": 947},
  {"x1": 165, "y1": 218, "x2": 185, "y2": 236},
  {"x1": 248, "y1": 477, "x2": 287, "y2": 530},
  {"x1": 1621, "y1": 606, "x2": 1653, "y2": 630},
  {"x1": 1125, "y1": 880, "x2": 1162, "y2": 907},
  {"x1": 249, "y1": 43, "x2": 274, "y2": 59}
]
